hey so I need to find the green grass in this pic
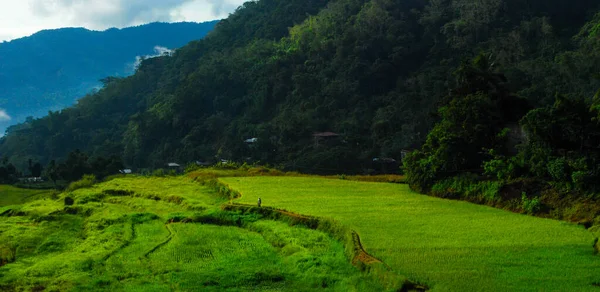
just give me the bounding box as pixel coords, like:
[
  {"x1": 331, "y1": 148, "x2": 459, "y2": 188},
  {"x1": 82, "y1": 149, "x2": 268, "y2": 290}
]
[
  {"x1": 0, "y1": 176, "x2": 380, "y2": 291},
  {"x1": 222, "y1": 176, "x2": 600, "y2": 291},
  {"x1": 0, "y1": 185, "x2": 56, "y2": 207}
]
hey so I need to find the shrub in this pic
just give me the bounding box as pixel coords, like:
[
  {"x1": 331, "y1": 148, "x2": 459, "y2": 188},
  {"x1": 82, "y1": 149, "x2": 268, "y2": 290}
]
[
  {"x1": 571, "y1": 171, "x2": 590, "y2": 190},
  {"x1": 404, "y1": 150, "x2": 438, "y2": 193},
  {"x1": 431, "y1": 174, "x2": 501, "y2": 201},
  {"x1": 129, "y1": 213, "x2": 159, "y2": 224},
  {"x1": 214, "y1": 161, "x2": 240, "y2": 170},
  {"x1": 64, "y1": 196, "x2": 74, "y2": 206},
  {"x1": 76, "y1": 193, "x2": 106, "y2": 204},
  {"x1": 547, "y1": 158, "x2": 569, "y2": 182},
  {"x1": 152, "y1": 169, "x2": 166, "y2": 177},
  {"x1": 185, "y1": 163, "x2": 201, "y2": 173},
  {"x1": 66, "y1": 174, "x2": 97, "y2": 192},
  {"x1": 484, "y1": 158, "x2": 508, "y2": 180},
  {"x1": 521, "y1": 192, "x2": 541, "y2": 214}
]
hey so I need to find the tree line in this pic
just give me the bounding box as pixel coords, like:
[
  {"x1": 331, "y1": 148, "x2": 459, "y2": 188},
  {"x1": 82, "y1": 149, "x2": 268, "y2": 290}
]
[{"x1": 0, "y1": 0, "x2": 599, "y2": 177}]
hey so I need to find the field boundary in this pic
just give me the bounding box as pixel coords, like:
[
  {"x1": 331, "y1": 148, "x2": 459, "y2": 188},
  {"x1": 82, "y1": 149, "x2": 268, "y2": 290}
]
[
  {"x1": 102, "y1": 222, "x2": 136, "y2": 261},
  {"x1": 209, "y1": 176, "x2": 427, "y2": 291},
  {"x1": 143, "y1": 224, "x2": 175, "y2": 258},
  {"x1": 221, "y1": 203, "x2": 427, "y2": 291}
]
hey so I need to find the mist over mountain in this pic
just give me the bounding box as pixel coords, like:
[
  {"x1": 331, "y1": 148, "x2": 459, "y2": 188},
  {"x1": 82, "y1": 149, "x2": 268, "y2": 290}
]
[{"x1": 0, "y1": 20, "x2": 218, "y2": 133}]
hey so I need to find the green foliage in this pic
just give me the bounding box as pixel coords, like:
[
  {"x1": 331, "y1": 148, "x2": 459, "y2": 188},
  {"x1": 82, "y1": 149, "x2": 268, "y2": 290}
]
[
  {"x1": 66, "y1": 174, "x2": 97, "y2": 192},
  {"x1": 7, "y1": 0, "x2": 600, "y2": 175},
  {"x1": 518, "y1": 95, "x2": 600, "y2": 192},
  {"x1": 547, "y1": 158, "x2": 569, "y2": 181},
  {"x1": 0, "y1": 158, "x2": 19, "y2": 184},
  {"x1": 430, "y1": 174, "x2": 502, "y2": 201},
  {"x1": 405, "y1": 55, "x2": 529, "y2": 191},
  {"x1": 63, "y1": 196, "x2": 74, "y2": 206},
  {"x1": 521, "y1": 192, "x2": 541, "y2": 214}
]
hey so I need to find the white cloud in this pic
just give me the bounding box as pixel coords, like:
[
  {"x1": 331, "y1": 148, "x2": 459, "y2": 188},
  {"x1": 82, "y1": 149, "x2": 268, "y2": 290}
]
[
  {"x1": 132, "y1": 46, "x2": 175, "y2": 70},
  {"x1": 0, "y1": 109, "x2": 11, "y2": 121},
  {"x1": 0, "y1": 0, "x2": 247, "y2": 41}
]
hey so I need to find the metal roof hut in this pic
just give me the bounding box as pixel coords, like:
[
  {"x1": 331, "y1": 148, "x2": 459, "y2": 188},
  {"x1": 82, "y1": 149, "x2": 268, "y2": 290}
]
[
  {"x1": 166, "y1": 163, "x2": 183, "y2": 174},
  {"x1": 312, "y1": 132, "x2": 340, "y2": 147}
]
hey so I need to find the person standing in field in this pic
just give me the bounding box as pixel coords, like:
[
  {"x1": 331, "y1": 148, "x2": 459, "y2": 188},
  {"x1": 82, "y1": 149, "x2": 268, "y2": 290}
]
[{"x1": 258, "y1": 197, "x2": 262, "y2": 207}]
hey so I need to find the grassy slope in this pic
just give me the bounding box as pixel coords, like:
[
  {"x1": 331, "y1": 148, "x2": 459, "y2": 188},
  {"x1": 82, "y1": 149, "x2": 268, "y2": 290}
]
[
  {"x1": 0, "y1": 176, "x2": 379, "y2": 291},
  {"x1": 222, "y1": 177, "x2": 600, "y2": 291},
  {"x1": 0, "y1": 185, "x2": 56, "y2": 207}
]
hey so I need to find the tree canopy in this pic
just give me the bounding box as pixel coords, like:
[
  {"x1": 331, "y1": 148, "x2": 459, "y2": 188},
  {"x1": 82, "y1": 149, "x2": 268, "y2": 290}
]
[{"x1": 1, "y1": 0, "x2": 600, "y2": 177}]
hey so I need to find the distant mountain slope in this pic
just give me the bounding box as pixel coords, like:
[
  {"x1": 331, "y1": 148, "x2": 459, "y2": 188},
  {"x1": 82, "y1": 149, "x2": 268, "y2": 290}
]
[
  {"x1": 0, "y1": 21, "x2": 218, "y2": 133},
  {"x1": 2, "y1": 0, "x2": 600, "y2": 173}
]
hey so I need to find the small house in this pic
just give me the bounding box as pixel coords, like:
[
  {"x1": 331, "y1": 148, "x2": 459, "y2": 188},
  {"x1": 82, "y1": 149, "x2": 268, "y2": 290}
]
[
  {"x1": 313, "y1": 132, "x2": 340, "y2": 147},
  {"x1": 119, "y1": 169, "x2": 133, "y2": 174},
  {"x1": 196, "y1": 161, "x2": 212, "y2": 167},
  {"x1": 166, "y1": 163, "x2": 183, "y2": 174}
]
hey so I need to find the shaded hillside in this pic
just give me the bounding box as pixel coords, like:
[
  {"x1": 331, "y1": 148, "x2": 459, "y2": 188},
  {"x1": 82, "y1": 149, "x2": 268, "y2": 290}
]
[
  {"x1": 0, "y1": 21, "x2": 218, "y2": 133},
  {"x1": 2, "y1": 0, "x2": 600, "y2": 173}
]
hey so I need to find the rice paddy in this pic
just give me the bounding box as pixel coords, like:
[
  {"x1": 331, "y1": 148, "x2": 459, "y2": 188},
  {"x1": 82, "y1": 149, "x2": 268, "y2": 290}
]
[
  {"x1": 0, "y1": 185, "x2": 56, "y2": 207},
  {"x1": 222, "y1": 176, "x2": 600, "y2": 291},
  {"x1": 2, "y1": 174, "x2": 599, "y2": 291},
  {"x1": 0, "y1": 177, "x2": 382, "y2": 291}
]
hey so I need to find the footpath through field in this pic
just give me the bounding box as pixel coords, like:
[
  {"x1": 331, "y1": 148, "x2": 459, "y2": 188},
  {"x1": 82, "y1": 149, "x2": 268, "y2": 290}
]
[{"x1": 221, "y1": 176, "x2": 600, "y2": 291}]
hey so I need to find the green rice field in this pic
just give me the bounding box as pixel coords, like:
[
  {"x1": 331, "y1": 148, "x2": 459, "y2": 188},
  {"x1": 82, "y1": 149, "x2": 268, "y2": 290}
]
[
  {"x1": 0, "y1": 177, "x2": 381, "y2": 291},
  {"x1": 0, "y1": 185, "x2": 56, "y2": 207},
  {"x1": 2, "y1": 174, "x2": 599, "y2": 291},
  {"x1": 222, "y1": 176, "x2": 600, "y2": 291}
]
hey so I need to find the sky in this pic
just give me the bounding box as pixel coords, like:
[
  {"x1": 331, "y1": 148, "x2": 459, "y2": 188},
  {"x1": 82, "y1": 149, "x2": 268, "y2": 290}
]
[{"x1": 0, "y1": 0, "x2": 247, "y2": 42}]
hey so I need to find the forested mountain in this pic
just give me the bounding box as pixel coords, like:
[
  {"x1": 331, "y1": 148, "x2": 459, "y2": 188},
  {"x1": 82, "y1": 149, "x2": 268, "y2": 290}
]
[
  {"x1": 2, "y1": 0, "x2": 600, "y2": 175},
  {"x1": 0, "y1": 21, "x2": 218, "y2": 134}
]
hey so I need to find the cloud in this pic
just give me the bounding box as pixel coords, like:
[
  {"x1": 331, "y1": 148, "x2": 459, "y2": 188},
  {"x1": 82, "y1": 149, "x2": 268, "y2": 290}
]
[
  {"x1": 0, "y1": 109, "x2": 11, "y2": 121},
  {"x1": 29, "y1": 0, "x2": 197, "y2": 28},
  {"x1": 205, "y1": 0, "x2": 241, "y2": 16},
  {"x1": 0, "y1": 1, "x2": 247, "y2": 41},
  {"x1": 132, "y1": 46, "x2": 174, "y2": 70}
]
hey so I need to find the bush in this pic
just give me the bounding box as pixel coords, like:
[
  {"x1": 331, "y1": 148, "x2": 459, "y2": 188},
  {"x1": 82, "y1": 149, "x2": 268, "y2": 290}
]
[
  {"x1": 66, "y1": 174, "x2": 97, "y2": 192},
  {"x1": 404, "y1": 150, "x2": 438, "y2": 193},
  {"x1": 185, "y1": 163, "x2": 202, "y2": 173},
  {"x1": 484, "y1": 158, "x2": 508, "y2": 180},
  {"x1": 152, "y1": 169, "x2": 166, "y2": 177},
  {"x1": 64, "y1": 196, "x2": 74, "y2": 206},
  {"x1": 521, "y1": 192, "x2": 541, "y2": 214},
  {"x1": 76, "y1": 192, "x2": 106, "y2": 204},
  {"x1": 547, "y1": 158, "x2": 569, "y2": 182},
  {"x1": 214, "y1": 161, "x2": 241, "y2": 170},
  {"x1": 431, "y1": 174, "x2": 501, "y2": 201}
]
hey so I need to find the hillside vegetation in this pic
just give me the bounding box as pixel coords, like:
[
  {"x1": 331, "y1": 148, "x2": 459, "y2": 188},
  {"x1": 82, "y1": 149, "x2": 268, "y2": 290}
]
[
  {"x1": 3, "y1": 0, "x2": 600, "y2": 173},
  {"x1": 223, "y1": 176, "x2": 600, "y2": 291}
]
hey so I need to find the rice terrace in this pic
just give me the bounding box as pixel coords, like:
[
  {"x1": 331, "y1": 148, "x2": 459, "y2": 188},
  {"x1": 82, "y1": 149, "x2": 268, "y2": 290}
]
[{"x1": 0, "y1": 168, "x2": 598, "y2": 291}]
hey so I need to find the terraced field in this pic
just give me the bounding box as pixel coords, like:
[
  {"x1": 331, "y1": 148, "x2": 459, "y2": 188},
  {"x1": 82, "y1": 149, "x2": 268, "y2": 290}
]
[
  {"x1": 0, "y1": 177, "x2": 381, "y2": 291},
  {"x1": 0, "y1": 185, "x2": 56, "y2": 207},
  {"x1": 222, "y1": 176, "x2": 600, "y2": 291}
]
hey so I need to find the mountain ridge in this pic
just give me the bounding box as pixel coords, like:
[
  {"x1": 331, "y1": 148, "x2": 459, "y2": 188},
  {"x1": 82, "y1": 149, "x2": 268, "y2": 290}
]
[{"x1": 0, "y1": 20, "x2": 219, "y2": 134}]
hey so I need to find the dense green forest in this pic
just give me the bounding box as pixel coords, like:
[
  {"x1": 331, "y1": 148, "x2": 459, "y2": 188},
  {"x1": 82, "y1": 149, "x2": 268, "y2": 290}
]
[
  {"x1": 2, "y1": 0, "x2": 600, "y2": 197},
  {"x1": 0, "y1": 21, "x2": 218, "y2": 133}
]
